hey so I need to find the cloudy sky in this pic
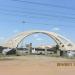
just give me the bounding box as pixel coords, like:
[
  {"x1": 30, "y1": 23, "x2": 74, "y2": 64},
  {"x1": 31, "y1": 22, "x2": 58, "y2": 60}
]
[{"x1": 0, "y1": 0, "x2": 75, "y2": 46}]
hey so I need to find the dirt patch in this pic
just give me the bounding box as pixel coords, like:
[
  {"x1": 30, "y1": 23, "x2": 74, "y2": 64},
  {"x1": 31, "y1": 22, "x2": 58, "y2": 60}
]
[{"x1": 0, "y1": 55, "x2": 75, "y2": 75}]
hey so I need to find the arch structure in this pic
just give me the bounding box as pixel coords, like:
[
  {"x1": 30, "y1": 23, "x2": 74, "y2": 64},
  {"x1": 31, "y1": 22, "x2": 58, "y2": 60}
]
[{"x1": 2, "y1": 30, "x2": 75, "y2": 51}]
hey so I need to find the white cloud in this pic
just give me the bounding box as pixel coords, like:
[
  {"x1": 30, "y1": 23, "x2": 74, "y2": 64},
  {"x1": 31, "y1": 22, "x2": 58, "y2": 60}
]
[
  {"x1": 33, "y1": 34, "x2": 44, "y2": 41},
  {"x1": 13, "y1": 29, "x2": 19, "y2": 33},
  {"x1": 0, "y1": 37, "x2": 5, "y2": 40},
  {"x1": 33, "y1": 34, "x2": 39, "y2": 37},
  {"x1": 36, "y1": 38, "x2": 43, "y2": 41},
  {"x1": 0, "y1": 37, "x2": 5, "y2": 44},
  {"x1": 52, "y1": 27, "x2": 60, "y2": 31}
]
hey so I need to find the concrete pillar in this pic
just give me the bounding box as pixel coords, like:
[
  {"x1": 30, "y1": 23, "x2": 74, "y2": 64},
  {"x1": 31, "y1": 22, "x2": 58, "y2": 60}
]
[
  {"x1": 45, "y1": 48, "x2": 48, "y2": 55},
  {"x1": 57, "y1": 50, "x2": 60, "y2": 56},
  {"x1": 28, "y1": 47, "x2": 31, "y2": 54},
  {"x1": 26, "y1": 43, "x2": 32, "y2": 55}
]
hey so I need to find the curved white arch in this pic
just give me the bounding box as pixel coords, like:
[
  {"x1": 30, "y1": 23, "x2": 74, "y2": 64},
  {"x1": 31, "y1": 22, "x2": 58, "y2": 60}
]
[{"x1": 2, "y1": 30, "x2": 75, "y2": 51}]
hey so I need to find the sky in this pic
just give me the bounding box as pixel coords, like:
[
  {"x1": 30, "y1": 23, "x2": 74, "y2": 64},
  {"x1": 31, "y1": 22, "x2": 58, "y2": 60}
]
[{"x1": 0, "y1": 0, "x2": 75, "y2": 47}]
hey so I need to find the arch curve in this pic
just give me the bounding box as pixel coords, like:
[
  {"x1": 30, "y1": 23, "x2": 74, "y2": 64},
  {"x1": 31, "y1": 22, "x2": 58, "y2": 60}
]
[
  {"x1": 17, "y1": 31, "x2": 60, "y2": 48},
  {"x1": 2, "y1": 30, "x2": 75, "y2": 51}
]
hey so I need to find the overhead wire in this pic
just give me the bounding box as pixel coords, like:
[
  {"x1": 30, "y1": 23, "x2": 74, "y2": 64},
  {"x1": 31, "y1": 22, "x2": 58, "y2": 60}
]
[
  {"x1": 0, "y1": 0, "x2": 75, "y2": 26},
  {"x1": 12, "y1": 0, "x2": 75, "y2": 11},
  {"x1": 0, "y1": 7, "x2": 75, "y2": 20}
]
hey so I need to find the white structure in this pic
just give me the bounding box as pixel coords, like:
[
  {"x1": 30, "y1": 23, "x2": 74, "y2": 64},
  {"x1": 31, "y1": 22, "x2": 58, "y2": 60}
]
[
  {"x1": 1, "y1": 30, "x2": 75, "y2": 51},
  {"x1": 2, "y1": 48, "x2": 12, "y2": 55}
]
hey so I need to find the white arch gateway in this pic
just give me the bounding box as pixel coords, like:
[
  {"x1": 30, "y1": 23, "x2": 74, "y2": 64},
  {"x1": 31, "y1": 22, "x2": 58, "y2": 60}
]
[{"x1": 2, "y1": 30, "x2": 75, "y2": 51}]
